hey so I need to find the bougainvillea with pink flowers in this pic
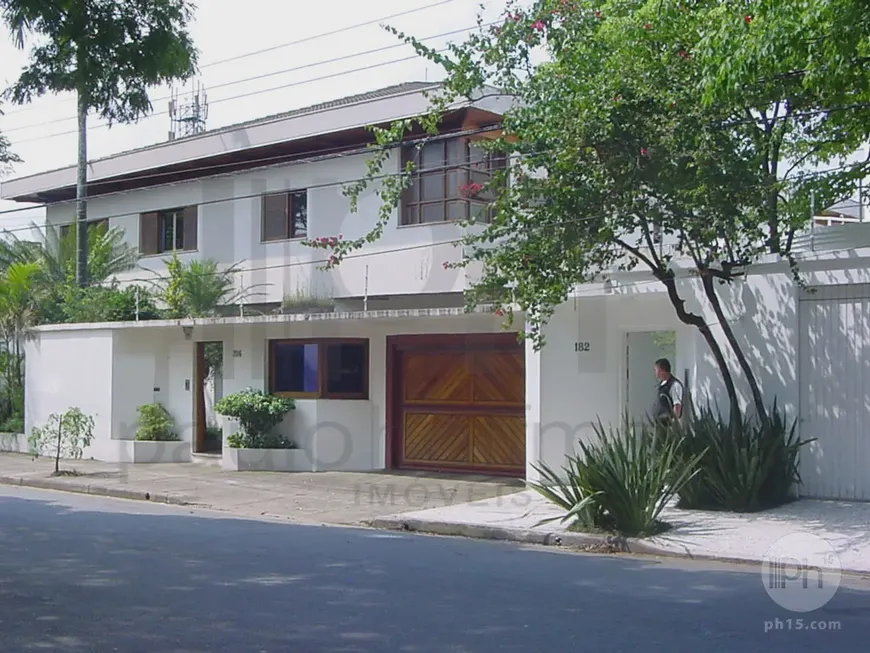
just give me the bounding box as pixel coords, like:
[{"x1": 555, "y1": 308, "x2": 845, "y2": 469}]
[{"x1": 303, "y1": 0, "x2": 870, "y2": 423}]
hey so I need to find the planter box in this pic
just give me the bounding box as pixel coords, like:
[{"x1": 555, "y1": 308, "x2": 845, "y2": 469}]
[
  {"x1": 221, "y1": 447, "x2": 311, "y2": 472},
  {"x1": 121, "y1": 440, "x2": 191, "y2": 464}
]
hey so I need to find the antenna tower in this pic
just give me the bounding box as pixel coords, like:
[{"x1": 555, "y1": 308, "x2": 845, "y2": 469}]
[{"x1": 168, "y1": 80, "x2": 208, "y2": 141}]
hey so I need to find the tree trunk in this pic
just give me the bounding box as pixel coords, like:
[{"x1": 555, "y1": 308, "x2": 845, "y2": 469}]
[
  {"x1": 75, "y1": 90, "x2": 89, "y2": 288},
  {"x1": 700, "y1": 271, "x2": 768, "y2": 426},
  {"x1": 659, "y1": 272, "x2": 742, "y2": 423},
  {"x1": 54, "y1": 416, "x2": 63, "y2": 474}
]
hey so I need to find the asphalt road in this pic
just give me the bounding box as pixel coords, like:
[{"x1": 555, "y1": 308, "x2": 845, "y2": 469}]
[{"x1": 0, "y1": 487, "x2": 867, "y2": 653}]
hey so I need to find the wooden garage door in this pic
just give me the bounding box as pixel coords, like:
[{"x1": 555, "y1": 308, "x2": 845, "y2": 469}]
[{"x1": 388, "y1": 334, "x2": 525, "y2": 476}]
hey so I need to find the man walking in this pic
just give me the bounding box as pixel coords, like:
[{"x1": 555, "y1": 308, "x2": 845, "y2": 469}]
[{"x1": 652, "y1": 358, "x2": 683, "y2": 426}]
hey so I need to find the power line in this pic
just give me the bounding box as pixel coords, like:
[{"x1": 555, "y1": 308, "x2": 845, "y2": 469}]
[
  {"x1": 9, "y1": 47, "x2": 456, "y2": 146},
  {"x1": 0, "y1": 0, "x2": 459, "y2": 118},
  {"x1": 0, "y1": 125, "x2": 865, "y2": 238},
  {"x1": 0, "y1": 122, "x2": 504, "y2": 222},
  {"x1": 1, "y1": 22, "x2": 486, "y2": 136}
]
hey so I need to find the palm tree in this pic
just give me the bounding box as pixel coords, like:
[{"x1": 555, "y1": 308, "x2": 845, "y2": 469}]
[
  {"x1": 0, "y1": 220, "x2": 139, "y2": 285},
  {"x1": 0, "y1": 261, "x2": 40, "y2": 417},
  {"x1": 154, "y1": 253, "x2": 267, "y2": 318}
]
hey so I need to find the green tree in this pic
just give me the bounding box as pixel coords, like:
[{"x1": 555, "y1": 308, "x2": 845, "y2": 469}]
[
  {"x1": 0, "y1": 261, "x2": 40, "y2": 416},
  {"x1": 0, "y1": 101, "x2": 21, "y2": 174},
  {"x1": 154, "y1": 253, "x2": 261, "y2": 318},
  {"x1": 0, "y1": 220, "x2": 139, "y2": 285},
  {"x1": 0, "y1": 0, "x2": 198, "y2": 286},
  {"x1": 307, "y1": 0, "x2": 870, "y2": 423}
]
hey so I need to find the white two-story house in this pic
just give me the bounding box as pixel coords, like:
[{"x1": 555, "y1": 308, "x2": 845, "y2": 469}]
[
  {"x1": 5, "y1": 81, "x2": 870, "y2": 501},
  {"x1": 1, "y1": 82, "x2": 533, "y2": 477}
]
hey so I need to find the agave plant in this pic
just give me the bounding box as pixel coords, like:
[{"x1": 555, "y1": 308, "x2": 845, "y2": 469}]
[
  {"x1": 677, "y1": 400, "x2": 811, "y2": 512},
  {"x1": 530, "y1": 414, "x2": 705, "y2": 537}
]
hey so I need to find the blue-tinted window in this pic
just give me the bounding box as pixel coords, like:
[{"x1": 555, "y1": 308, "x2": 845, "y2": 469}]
[
  {"x1": 269, "y1": 339, "x2": 368, "y2": 398},
  {"x1": 272, "y1": 342, "x2": 319, "y2": 393}
]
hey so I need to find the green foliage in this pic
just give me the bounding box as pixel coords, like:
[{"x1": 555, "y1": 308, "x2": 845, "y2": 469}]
[
  {"x1": 530, "y1": 416, "x2": 704, "y2": 537},
  {"x1": 215, "y1": 388, "x2": 296, "y2": 449},
  {"x1": 0, "y1": 413, "x2": 23, "y2": 433},
  {"x1": 28, "y1": 407, "x2": 94, "y2": 474},
  {"x1": 155, "y1": 253, "x2": 261, "y2": 318},
  {"x1": 57, "y1": 282, "x2": 160, "y2": 323},
  {"x1": 0, "y1": 221, "x2": 140, "y2": 287},
  {"x1": 134, "y1": 403, "x2": 178, "y2": 442},
  {"x1": 305, "y1": 0, "x2": 870, "y2": 424},
  {"x1": 671, "y1": 400, "x2": 812, "y2": 512},
  {"x1": 0, "y1": 101, "x2": 21, "y2": 173},
  {"x1": 1, "y1": 0, "x2": 198, "y2": 124}
]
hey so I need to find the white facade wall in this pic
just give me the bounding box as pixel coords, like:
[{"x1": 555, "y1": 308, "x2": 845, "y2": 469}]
[
  {"x1": 24, "y1": 312, "x2": 513, "y2": 468},
  {"x1": 44, "y1": 151, "x2": 483, "y2": 305},
  {"x1": 531, "y1": 250, "x2": 870, "y2": 500},
  {"x1": 526, "y1": 289, "x2": 688, "y2": 480},
  {"x1": 23, "y1": 330, "x2": 116, "y2": 459}
]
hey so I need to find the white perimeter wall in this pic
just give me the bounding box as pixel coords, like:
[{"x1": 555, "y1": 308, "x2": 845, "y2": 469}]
[
  {"x1": 527, "y1": 288, "x2": 689, "y2": 480},
  {"x1": 24, "y1": 313, "x2": 514, "y2": 468},
  {"x1": 23, "y1": 330, "x2": 115, "y2": 459}
]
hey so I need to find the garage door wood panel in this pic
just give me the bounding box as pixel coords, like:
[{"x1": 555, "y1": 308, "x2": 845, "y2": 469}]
[
  {"x1": 471, "y1": 415, "x2": 524, "y2": 466},
  {"x1": 388, "y1": 333, "x2": 526, "y2": 476},
  {"x1": 403, "y1": 413, "x2": 470, "y2": 464},
  {"x1": 403, "y1": 352, "x2": 470, "y2": 403},
  {"x1": 471, "y1": 351, "x2": 524, "y2": 405}
]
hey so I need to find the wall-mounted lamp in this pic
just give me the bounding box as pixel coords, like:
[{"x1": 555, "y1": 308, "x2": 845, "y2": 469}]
[{"x1": 182, "y1": 325, "x2": 193, "y2": 340}]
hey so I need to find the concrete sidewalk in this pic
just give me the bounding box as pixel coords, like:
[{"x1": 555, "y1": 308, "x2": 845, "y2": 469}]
[
  {"x1": 0, "y1": 452, "x2": 524, "y2": 526},
  {"x1": 371, "y1": 490, "x2": 870, "y2": 575}
]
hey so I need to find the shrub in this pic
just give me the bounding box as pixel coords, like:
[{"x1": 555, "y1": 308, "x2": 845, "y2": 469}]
[
  {"x1": 28, "y1": 407, "x2": 95, "y2": 474},
  {"x1": 0, "y1": 413, "x2": 23, "y2": 434},
  {"x1": 59, "y1": 282, "x2": 160, "y2": 323},
  {"x1": 672, "y1": 399, "x2": 812, "y2": 512},
  {"x1": 215, "y1": 388, "x2": 296, "y2": 449},
  {"x1": 134, "y1": 403, "x2": 178, "y2": 441},
  {"x1": 530, "y1": 415, "x2": 704, "y2": 537}
]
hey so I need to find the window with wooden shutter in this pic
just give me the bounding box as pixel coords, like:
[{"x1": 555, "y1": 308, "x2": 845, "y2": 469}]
[
  {"x1": 140, "y1": 206, "x2": 198, "y2": 255},
  {"x1": 262, "y1": 193, "x2": 288, "y2": 241},
  {"x1": 140, "y1": 212, "x2": 159, "y2": 255},
  {"x1": 182, "y1": 205, "x2": 198, "y2": 251},
  {"x1": 261, "y1": 190, "x2": 308, "y2": 241}
]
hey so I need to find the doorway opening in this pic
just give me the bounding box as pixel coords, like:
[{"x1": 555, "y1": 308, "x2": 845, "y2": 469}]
[
  {"x1": 194, "y1": 341, "x2": 224, "y2": 454},
  {"x1": 625, "y1": 330, "x2": 676, "y2": 425}
]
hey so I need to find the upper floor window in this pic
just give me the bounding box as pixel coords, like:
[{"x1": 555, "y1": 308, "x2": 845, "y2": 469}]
[
  {"x1": 401, "y1": 137, "x2": 507, "y2": 226},
  {"x1": 139, "y1": 206, "x2": 198, "y2": 255},
  {"x1": 262, "y1": 190, "x2": 307, "y2": 241},
  {"x1": 59, "y1": 218, "x2": 108, "y2": 241}
]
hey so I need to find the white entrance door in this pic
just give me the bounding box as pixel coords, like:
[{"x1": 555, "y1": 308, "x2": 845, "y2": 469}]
[
  {"x1": 799, "y1": 284, "x2": 870, "y2": 500},
  {"x1": 626, "y1": 331, "x2": 677, "y2": 426}
]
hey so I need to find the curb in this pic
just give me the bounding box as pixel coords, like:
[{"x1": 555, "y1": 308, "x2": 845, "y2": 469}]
[
  {"x1": 0, "y1": 475, "x2": 192, "y2": 507},
  {"x1": 368, "y1": 516, "x2": 870, "y2": 577}
]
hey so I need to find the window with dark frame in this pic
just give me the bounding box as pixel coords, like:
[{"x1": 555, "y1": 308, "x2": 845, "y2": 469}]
[
  {"x1": 138, "y1": 206, "x2": 198, "y2": 255},
  {"x1": 268, "y1": 338, "x2": 368, "y2": 399},
  {"x1": 59, "y1": 218, "x2": 109, "y2": 241},
  {"x1": 261, "y1": 190, "x2": 308, "y2": 241},
  {"x1": 400, "y1": 137, "x2": 507, "y2": 226}
]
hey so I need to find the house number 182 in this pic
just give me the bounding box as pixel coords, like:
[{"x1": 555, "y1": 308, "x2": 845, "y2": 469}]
[{"x1": 574, "y1": 342, "x2": 591, "y2": 352}]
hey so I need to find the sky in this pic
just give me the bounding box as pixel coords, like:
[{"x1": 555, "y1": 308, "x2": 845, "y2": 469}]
[{"x1": 0, "y1": 0, "x2": 506, "y2": 238}]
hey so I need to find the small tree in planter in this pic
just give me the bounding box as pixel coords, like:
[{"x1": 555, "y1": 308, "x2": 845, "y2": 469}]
[
  {"x1": 134, "y1": 403, "x2": 179, "y2": 441},
  {"x1": 215, "y1": 388, "x2": 296, "y2": 449},
  {"x1": 28, "y1": 407, "x2": 95, "y2": 475}
]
